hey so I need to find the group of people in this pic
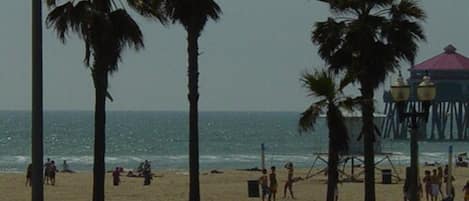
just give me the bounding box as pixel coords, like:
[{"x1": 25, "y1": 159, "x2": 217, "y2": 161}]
[
  {"x1": 259, "y1": 162, "x2": 302, "y2": 201},
  {"x1": 113, "y1": 160, "x2": 153, "y2": 186},
  {"x1": 25, "y1": 158, "x2": 59, "y2": 186},
  {"x1": 422, "y1": 167, "x2": 445, "y2": 201},
  {"x1": 402, "y1": 165, "x2": 462, "y2": 201}
]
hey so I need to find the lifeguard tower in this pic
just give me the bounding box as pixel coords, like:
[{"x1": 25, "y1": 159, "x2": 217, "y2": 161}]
[{"x1": 382, "y1": 45, "x2": 469, "y2": 140}]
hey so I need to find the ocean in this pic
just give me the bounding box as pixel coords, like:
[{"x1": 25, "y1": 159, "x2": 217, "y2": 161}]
[{"x1": 0, "y1": 111, "x2": 467, "y2": 172}]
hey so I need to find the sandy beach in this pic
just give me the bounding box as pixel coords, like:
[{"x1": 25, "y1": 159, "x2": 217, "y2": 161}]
[{"x1": 2, "y1": 166, "x2": 468, "y2": 201}]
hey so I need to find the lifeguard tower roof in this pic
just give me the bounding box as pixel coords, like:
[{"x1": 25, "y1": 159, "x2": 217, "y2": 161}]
[{"x1": 412, "y1": 44, "x2": 469, "y2": 71}]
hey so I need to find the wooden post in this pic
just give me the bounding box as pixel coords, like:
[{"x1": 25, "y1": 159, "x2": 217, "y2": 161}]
[
  {"x1": 446, "y1": 145, "x2": 454, "y2": 198},
  {"x1": 261, "y1": 143, "x2": 265, "y2": 170}
]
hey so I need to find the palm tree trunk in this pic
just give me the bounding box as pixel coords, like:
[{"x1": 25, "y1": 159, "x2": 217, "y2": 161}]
[
  {"x1": 187, "y1": 26, "x2": 200, "y2": 201},
  {"x1": 32, "y1": 0, "x2": 44, "y2": 199},
  {"x1": 92, "y1": 68, "x2": 107, "y2": 201},
  {"x1": 326, "y1": 136, "x2": 339, "y2": 201},
  {"x1": 361, "y1": 85, "x2": 376, "y2": 201}
]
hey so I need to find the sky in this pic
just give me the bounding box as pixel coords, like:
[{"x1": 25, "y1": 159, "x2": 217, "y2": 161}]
[{"x1": 1, "y1": 0, "x2": 469, "y2": 112}]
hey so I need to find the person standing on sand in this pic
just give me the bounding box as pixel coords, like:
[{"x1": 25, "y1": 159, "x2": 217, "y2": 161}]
[
  {"x1": 283, "y1": 162, "x2": 295, "y2": 199},
  {"x1": 268, "y1": 166, "x2": 277, "y2": 201},
  {"x1": 423, "y1": 170, "x2": 432, "y2": 201},
  {"x1": 259, "y1": 169, "x2": 269, "y2": 201},
  {"x1": 25, "y1": 163, "x2": 32, "y2": 187},
  {"x1": 112, "y1": 167, "x2": 120, "y2": 186},
  {"x1": 49, "y1": 160, "x2": 57, "y2": 185},
  {"x1": 44, "y1": 158, "x2": 51, "y2": 185},
  {"x1": 431, "y1": 169, "x2": 439, "y2": 201},
  {"x1": 437, "y1": 166, "x2": 444, "y2": 198}
]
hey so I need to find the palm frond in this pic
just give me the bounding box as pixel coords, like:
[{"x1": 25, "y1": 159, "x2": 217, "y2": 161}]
[
  {"x1": 338, "y1": 96, "x2": 361, "y2": 112},
  {"x1": 301, "y1": 70, "x2": 336, "y2": 100},
  {"x1": 338, "y1": 71, "x2": 356, "y2": 91},
  {"x1": 126, "y1": 0, "x2": 167, "y2": 23},
  {"x1": 110, "y1": 9, "x2": 144, "y2": 50},
  {"x1": 46, "y1": 0, "x2": 56, "y2": 8},
  {"x1": 298, "y1": 100, "x2": 326, "y2": 133},
  {"x1": 164, "y1": 0, "x2": 222, "y2": 31},
  {"x1": 46, "y1": 2, "x2": 75, "y2": 42},
  {"x1": 391, "y1": 0, "x2": 426, "y2": 20}
]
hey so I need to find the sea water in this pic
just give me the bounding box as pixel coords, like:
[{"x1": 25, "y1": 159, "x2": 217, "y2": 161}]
[{"x1": 0, "y1": 111, "x2": 467, "y2": 172}]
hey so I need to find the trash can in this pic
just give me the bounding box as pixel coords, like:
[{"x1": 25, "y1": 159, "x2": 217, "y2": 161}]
[
  {"x1": 382, "y1": 169, "x2": 392, "y2": 184},
  {"x1": 247, "y1": 180, "x2": 260, "y2": 197}
]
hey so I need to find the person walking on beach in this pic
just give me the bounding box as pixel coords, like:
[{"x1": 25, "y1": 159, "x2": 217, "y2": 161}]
[
  {"x1": 463, "y1": 180, "x2": 469, "y2": 201},
  {"x1": 112, "y1": 167, "x2": 120, "y2": 186},
  {"x1": 259, "y1": 169, "x2": 269, "y2": 201},
  {"x1": 268, "y1": 166, "x2": 277, "y2": 201},
  {"x1": 283, "y1": 162, "x2": 295, "y2": 199},
  {"x1": 25, "y1": 163, "x2": 32, "y2": 187}
]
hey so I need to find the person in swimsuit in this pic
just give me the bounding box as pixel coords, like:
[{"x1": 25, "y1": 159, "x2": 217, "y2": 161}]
[
  {"x1": 259, "y1": 169, "x2": 269, "y2": 201},
  {"x1": 268, "y1": 166, "x2": 277, "y2": 201},
  {"x1": 283, "y1": 162, "x2": 295, "y2": 199}
]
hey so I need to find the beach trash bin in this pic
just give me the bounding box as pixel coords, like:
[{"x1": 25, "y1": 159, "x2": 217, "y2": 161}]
[
  {"x1": 247, "y1": 180, "x2": 260, "y2": 197},
  {"x1": 382, "y1": 169, "x2": 392, "y2": 184}
]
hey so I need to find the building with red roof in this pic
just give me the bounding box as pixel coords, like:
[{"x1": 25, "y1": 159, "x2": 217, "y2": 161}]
[{"x1": 383, "y1": 45, "x2": 469, "y2": 141}]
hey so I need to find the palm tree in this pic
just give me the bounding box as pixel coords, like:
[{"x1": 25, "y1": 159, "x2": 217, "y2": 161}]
[
  {"x1": 311, "y1": 1, "x2": 425, "y2": 201},
  {"x1": 46, "y1": 1, "x2": 144, "y2": 201},
  {"x1": 127, "y1": 1, "x2": 221, "y2": 201},
  {"x1": 299, "y1": 70, "x2": 356, "y2": 201}
]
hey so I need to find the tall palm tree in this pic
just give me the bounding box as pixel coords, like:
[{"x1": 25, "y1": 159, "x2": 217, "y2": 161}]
[
  {"x1": 311, "y1": 1, "x2": 425, "y2": 201},
  {"x1": 46, "y1": 1, "x2": 144, "y2": 201},
  {"x1": 127, "y1": 1, "x2": 221, "y2": 201},
  {"x1": 299, "y1": 70, "x2": 356, "y2": 201}
]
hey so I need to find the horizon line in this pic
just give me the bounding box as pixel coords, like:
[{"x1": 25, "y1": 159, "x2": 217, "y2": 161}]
[{"x1": 0, "y1": 109, "x2": 302, "y2": 113}]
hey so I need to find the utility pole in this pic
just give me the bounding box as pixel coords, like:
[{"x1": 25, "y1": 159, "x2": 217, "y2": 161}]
[{"x1": 31, "y1": 0, "x2": 44, "y2": 200}]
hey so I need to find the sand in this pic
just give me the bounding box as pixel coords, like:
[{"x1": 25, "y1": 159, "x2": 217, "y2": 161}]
[{"x1": 2, "y1": 166, "x2": 468, "y2": 201}]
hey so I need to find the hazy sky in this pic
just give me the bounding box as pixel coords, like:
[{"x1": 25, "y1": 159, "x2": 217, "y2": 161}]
[{"x1": 1, "y1": 0, "x2": 469, "y2": 111}]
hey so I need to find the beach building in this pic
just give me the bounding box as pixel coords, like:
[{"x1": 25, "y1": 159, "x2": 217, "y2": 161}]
[{"x1": 382, "y1": 45, "x2": 469, "y2": 141}]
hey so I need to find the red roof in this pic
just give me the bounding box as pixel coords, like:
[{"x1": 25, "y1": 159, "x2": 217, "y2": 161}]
[{"x1": 413, "y1": 45, "x2": 469, "y2": 71}]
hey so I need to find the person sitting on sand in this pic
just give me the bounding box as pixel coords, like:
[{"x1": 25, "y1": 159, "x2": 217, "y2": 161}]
[
  {"x1": 268, "y1": 166, "x2": 277, "y2": 201},
  {"x1": 25, "y1": 163, "x2": 32, "y2": 187},
  {"x1": 283, "y1": 162, "x2": 295, "y2": 199},
  {"x1": 112, "y1": 167, "x2": 120, "y2": 186},
  {"x1": 259, "y1": 169, "x2": 269, "y2": 201},
  {"x1": 463, "y1": 180, "x2": 469, "y2": 201}
]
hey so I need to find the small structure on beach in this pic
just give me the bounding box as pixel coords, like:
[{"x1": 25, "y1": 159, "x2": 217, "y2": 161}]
[{"x1": 382, "y1": 45, "x2": 469, "y2": 140}]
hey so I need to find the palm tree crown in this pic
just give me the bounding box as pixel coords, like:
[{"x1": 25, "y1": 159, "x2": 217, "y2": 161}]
[
  {"x1": 312, "y1": 0, "x2": 425, "y2": 87},
  {"x1": 46, "y1": 0, "x2": 144, "y2": 73},
  {"x1": 299, "y1": 70, "x2": 357, "y2": 152}
]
